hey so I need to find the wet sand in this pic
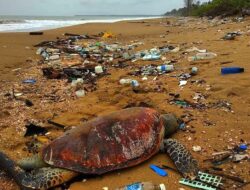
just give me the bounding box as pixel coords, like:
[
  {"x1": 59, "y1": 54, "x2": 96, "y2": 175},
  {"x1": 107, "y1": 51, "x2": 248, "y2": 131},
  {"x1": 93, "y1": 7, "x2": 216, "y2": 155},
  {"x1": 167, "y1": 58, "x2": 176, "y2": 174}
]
[{"x1": 0, "y1": 17, "x2": 249, "y2": 190}]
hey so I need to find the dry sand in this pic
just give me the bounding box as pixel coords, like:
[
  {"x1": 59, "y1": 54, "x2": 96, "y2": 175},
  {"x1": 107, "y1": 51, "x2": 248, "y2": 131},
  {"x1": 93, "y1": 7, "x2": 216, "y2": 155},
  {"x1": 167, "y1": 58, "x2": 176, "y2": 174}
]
[{"x1": 0, "y1": 17, "x2": 249, "y2": 190}]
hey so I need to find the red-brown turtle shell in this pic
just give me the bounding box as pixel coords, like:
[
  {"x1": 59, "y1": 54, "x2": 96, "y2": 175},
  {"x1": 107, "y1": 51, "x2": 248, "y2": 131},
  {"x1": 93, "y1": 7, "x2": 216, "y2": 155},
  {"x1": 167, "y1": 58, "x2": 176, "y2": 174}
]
[{"x1": 42, "y1": 107, "x2": 164, "y2": 174}]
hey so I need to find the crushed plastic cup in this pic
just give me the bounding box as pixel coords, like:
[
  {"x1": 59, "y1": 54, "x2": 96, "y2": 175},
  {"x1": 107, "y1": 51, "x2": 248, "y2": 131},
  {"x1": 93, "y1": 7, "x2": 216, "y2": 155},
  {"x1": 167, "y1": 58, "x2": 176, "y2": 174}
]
[
  {"x1": 71, "y1": 78, "x2": 84, "y2": 87},
  {"x1": 75, "y1": 90, "x2": 85, "y2": 98}
]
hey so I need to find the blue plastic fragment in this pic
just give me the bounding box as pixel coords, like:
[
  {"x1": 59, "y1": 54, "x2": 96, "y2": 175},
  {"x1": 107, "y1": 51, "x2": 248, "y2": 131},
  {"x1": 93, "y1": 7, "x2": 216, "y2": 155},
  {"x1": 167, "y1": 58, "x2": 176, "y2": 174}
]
[
  {"x1": 179, "y1": 123, "x2": 186, "y2": 130},
  {"x1": 23, "y1": 79, "x2": 36, "y2": 84},
  {"x1": 150, "y1": 164, "x2": 168, "y2": 177},
  {"x1": 239, "y1": 144, "x2": 248, "y2": 151}
]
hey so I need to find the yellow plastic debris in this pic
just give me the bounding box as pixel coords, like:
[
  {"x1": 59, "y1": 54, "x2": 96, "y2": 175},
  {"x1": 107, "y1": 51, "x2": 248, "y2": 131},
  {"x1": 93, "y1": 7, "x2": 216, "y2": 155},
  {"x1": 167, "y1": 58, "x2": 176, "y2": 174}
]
[{"x1": 102, "y1": 32, "x2": 114, "y2": 38}]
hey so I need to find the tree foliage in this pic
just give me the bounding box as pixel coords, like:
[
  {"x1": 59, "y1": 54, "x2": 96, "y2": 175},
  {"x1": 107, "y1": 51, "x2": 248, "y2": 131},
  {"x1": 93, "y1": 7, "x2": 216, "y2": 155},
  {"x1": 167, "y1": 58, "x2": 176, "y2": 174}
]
[{"x1": 165, "y1": 0, "x2": 250, "y2": 17}]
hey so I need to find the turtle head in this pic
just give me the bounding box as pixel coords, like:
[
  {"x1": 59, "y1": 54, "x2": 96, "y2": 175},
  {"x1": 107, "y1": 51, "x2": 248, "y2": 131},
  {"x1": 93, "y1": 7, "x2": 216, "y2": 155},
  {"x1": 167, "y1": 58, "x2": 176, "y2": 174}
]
[{"x1": 160, "y1": 114, "x2": 182, "y2": 137}]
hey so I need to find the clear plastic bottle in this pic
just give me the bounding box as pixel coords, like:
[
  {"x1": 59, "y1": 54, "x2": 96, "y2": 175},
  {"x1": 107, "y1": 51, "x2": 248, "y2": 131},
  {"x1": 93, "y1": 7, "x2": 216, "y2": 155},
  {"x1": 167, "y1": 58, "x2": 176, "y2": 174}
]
[
  {"x1": 119, "y1": 79, "x2": 133, "y2": 85},
  {"x1": 157, "y1": 65, "x2": 174, "y2": 72},
  {"x1": 115, "y1": 182, "x2": 166, "y2": 190},
  {"x1": 188, "y1": 52, "x2": 217, "y2": 62}
]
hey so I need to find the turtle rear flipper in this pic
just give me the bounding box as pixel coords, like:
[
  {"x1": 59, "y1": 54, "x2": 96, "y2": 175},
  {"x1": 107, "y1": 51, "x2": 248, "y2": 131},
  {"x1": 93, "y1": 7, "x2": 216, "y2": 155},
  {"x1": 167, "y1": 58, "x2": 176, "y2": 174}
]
[
  {"x1": 0, "y1": 152, "x2": 77, "y2": 190},
  {"x1": 160, "y1": 138, "x2": 199, "y2": 180}
]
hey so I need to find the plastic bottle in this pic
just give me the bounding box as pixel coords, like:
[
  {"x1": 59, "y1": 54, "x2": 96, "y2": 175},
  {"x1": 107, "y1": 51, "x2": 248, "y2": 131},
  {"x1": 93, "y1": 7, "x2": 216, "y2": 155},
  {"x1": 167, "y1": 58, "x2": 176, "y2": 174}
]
[
  {"x1": 119, "y1": 79, "x2": 133, "y2": 85},
  {"x1": 115, "y1": 182, "x2": 166, "y2": 190},
  {"x1": 221, "y1": 67, "x2": 244, "y2": 75},
  {"x1": 157, "y1": 65, "x2": 174, "y2": 72},
  {"x1": 188, "y1": 52, "x2": 217, "y2": 62}
]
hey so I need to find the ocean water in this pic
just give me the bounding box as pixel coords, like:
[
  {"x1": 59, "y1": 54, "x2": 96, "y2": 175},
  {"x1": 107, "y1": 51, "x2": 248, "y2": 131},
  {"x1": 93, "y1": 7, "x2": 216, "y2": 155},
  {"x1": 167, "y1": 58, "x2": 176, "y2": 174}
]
[{"x1": 0, "y1": 15, "x2": 161, "y2": 32}]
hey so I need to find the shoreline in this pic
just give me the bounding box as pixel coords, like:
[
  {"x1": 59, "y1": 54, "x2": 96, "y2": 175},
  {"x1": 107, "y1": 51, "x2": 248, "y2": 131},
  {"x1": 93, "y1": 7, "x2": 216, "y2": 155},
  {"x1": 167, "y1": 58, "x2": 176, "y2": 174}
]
[
  {"x1": 0, "y1": 16, "x2": 249, "y2": 190},
  {"x1": 0, "y1": 16, "x2": 163, "y2": 33}
]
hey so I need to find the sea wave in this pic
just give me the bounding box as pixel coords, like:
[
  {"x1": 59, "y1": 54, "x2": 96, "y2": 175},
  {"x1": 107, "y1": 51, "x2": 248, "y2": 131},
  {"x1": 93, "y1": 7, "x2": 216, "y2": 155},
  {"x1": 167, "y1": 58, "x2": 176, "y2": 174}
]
[
  {"x1": 0, "y1": 16, "x2": 161, "y2": 32},
  {"x1": 0, "y1": 19, "x2": 26, "y2": 24}
]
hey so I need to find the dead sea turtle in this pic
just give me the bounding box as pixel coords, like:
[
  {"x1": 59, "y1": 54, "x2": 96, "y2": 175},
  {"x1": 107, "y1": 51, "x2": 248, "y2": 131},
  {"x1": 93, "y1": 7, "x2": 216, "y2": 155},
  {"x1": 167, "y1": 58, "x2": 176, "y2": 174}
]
[{"x1": 0, "y1": 107, "x2": 199, "y2": 190}]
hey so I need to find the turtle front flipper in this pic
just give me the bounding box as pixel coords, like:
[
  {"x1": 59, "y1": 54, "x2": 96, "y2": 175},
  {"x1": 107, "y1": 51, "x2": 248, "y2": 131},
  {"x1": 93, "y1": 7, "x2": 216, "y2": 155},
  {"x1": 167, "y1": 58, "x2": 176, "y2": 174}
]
[
  {"x1": 23, "y1": 167, "x2": 78, "y2": 190},
  {"x1": 160, "y1": 138, "x2": 199, "y2": 180},
  {"x1": 0, "y1": 152, "x2": 78, "y2": 190}
]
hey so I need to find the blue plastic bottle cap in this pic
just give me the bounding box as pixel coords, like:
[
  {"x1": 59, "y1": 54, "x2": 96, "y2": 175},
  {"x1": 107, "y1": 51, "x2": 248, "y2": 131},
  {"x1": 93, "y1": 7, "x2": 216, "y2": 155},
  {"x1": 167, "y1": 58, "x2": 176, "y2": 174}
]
[
  {"x1": 221, "y1": 67, "x2": 244, "y2": 75},
  {"x1": 150, "y1": 164, "x2": 168, "y2": 177},
  {"x1": 161, "y1": 65, "x2": 166, "y2": 71},
  {"x1": 239, "y1": 144, "x2": 248, "y2": 151}
]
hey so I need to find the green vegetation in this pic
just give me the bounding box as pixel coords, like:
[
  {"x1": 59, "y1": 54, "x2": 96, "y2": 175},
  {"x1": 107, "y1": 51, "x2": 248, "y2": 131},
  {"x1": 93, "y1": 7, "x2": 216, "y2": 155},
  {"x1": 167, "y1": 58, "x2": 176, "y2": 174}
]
[{"x1": 165, "y1": 0, "x2": 250, "y2": 17}]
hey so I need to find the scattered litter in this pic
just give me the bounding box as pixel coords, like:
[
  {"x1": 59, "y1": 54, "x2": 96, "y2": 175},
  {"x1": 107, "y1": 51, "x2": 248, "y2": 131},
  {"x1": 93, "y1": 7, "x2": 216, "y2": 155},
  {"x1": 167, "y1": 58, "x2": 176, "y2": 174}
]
[
  {"x1": 95, "y1": 65, "x2": 104, "y2": 74},
  {"x1": 191, "y1": 67, "x2": 198, "y2": 75},
  {"x1": 24, "y1": 122, "x2": 48, "y2": 137},
  {"x1": 102, "y1": 32, "x2": 114, "y2": 38},
  {"x1": 131, "y1": 80, "x2": 140, "y2": 88},
  {"x1": 180, "y1": 172, "x2": 223, "y2": 190},
  {"x1": 179, "y1": 80, "x2": 188, "y2": 86},
  {"x1": 150, "y1": 164, "x2": 168, "y2": 177},
  {"x1": 75, "y1": 90, "x2": 86, "y2": 98},
  {"x1": 222, "y1": 32, "x2": 241, "y2": 40},
  {"x1": 22, "y1": 79, "x2": 36, "y2": 84},
  {"x1": 193, "y1": 146, "x2": 202, "y2": 152}
]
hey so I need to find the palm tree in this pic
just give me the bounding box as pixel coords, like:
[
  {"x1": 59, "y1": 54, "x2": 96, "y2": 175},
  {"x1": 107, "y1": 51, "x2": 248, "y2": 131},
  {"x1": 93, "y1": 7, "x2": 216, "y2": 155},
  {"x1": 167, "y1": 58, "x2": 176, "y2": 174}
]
[{"x1": 184, "y1": 0, "x2": 194, "y2": 15}]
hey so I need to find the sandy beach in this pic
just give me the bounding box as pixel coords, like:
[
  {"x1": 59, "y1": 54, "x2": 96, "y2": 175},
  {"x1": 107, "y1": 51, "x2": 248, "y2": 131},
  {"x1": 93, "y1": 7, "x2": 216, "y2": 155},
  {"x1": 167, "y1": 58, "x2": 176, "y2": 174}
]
[{"x1": 0, "y1": 17, "x2": 249, "y2": 190}]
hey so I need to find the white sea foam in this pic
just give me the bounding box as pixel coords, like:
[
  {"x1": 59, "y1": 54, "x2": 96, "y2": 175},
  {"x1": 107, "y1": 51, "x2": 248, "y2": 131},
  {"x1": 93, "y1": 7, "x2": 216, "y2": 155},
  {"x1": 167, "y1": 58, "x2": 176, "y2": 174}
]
[{"x1": 0, "y1": 16, "x2": 161, "y2": 32}]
